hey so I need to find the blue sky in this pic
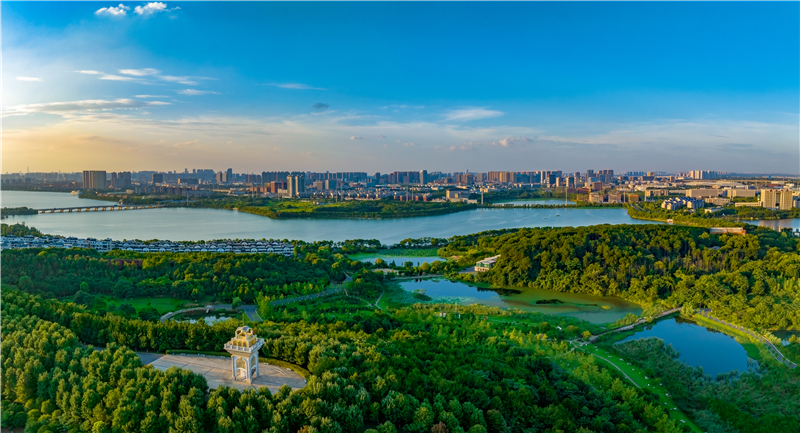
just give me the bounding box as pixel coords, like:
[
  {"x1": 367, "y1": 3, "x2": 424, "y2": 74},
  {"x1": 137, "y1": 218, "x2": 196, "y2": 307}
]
[{"x1": 3, "y1": 2, "x2": 798, "y2": 174}]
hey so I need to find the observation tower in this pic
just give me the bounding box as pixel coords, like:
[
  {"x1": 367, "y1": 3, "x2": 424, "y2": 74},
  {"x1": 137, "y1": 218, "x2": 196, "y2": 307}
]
[{"x1": 224, "y1": 326, "x2": 265, "y2": 383}]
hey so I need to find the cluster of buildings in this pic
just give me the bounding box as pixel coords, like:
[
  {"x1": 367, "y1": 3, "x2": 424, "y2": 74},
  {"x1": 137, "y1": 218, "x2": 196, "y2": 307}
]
[
  {"x1": 0, "y1": 235, "x2": 294, "y2": 255},
  {"x1": 661, "y1": 197, "x2": 706, "y2": 210}
]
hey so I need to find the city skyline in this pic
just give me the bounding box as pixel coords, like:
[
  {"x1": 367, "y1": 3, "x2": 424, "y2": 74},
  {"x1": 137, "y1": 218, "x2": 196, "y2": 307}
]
[{"x1": 3, "y1": 2, "x2": 799, "y2": 173}]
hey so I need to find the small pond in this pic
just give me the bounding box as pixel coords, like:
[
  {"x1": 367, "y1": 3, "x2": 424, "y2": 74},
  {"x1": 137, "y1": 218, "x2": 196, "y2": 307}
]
[
  {"x1": 772, "y1": 329, "x2": 800, "y2": 346},
  {"x1": 397, "y1": 278, "x2": 642, "y2": 324},
  {"x1": 174, "y1": 310, "x2": 240, "y2": 325},
  {"x1": 350, "y1": 253, "x2": 443, "y2": 267},
  {"x1": 616, "y1": 317, "x2": 752, "y2": 377}
]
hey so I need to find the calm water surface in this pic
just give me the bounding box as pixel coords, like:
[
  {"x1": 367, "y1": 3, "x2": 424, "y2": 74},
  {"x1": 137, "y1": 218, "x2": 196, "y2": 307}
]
[
  {"x1": 756, "y1": 218, "x2": 800, "y2": 231},
  {"x1": 496, "y1": 198, "x2": 576, "y2": 205},
  {"x1": 398, "y1": 278, "x2": 642, "y2": 324},
  {"x1": 617, "y1": 317, "x2": 751, "y2": 376},
  {"x1": 350, "y1": 253, "x2": 442, "y2": 267},
  {"x1": 2, "y1": 191, "x2": 659, "y2": 243}
]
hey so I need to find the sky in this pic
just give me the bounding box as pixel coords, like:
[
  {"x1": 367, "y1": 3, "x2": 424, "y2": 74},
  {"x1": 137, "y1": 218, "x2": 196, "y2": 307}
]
[{"x1": 3, "y1": 1, "x2": 799, "y2": 174}]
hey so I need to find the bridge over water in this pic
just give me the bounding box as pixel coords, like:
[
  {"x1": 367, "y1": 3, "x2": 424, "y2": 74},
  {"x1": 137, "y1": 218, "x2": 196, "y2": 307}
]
[{"x1": 37, "y1": 204, "x2": 165, "y2": 213}]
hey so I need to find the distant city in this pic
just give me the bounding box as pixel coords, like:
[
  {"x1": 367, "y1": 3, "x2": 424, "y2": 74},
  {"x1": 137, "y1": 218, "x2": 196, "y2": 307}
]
[{"x1": 3, "y1": 167, "x2": 798, "y2": 212}]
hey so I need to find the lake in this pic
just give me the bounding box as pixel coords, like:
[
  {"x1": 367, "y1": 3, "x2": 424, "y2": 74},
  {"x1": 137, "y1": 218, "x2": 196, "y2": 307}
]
[
  {"x1": 495, "y1": 198, "x2": 576, "y2": 206},
  {"x1": 1, "y1": 190, "x2": 659, "y2": 244},
  {"x1": 617, "y1": 317, "x2": 751, "y2": 376},
  {"x1": 397, "y1": 278, "x2": 642, "y2": 324}
]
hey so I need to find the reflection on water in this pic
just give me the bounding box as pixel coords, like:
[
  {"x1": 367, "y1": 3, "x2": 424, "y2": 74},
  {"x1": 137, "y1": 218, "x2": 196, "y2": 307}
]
[
  {"x1": 756, "y1": 218, "x2": 800, "y2": 231},
  {"x1": 175, "y1": 311, "x2": 238, "y2": 325},
  {"x1": 398, "y1": 278, "x2": 642, "y2": 324},
  {"x1": 2, "y1": 191, "x2": 661, "y2": 244},
  {"x1": 617, "y1": 317, "x2": 751, "y2": 376},
  {"x1": 350, "y1": 254, "x2": 442, "y2": 267}
]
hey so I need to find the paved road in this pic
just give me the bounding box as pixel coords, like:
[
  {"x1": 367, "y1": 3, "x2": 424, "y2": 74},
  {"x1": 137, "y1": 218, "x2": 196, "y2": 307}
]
[
  {"x1": 137, "y1": 352, "x2": 305, "y2": 392},
  {"x1": 160, "y1": 304, "x2": 262, "y2": 323}
]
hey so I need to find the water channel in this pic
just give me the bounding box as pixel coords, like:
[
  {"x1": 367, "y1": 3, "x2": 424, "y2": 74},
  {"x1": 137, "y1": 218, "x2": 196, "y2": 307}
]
[
  {"x1": 616, "y1": 317, "x2": 752, "y2": 377},
  {"x1": 2, "y1": 190, "x2": 660, "y2": 244},
  {"x1": 397, "y1": 278, "x2": 642, "y2": 324}
]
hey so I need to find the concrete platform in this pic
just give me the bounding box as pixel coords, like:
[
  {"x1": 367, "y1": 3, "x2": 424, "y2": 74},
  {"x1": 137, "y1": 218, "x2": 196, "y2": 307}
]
[{"x1": 137, "y1": 352, "x2": 306, "y2": 392}]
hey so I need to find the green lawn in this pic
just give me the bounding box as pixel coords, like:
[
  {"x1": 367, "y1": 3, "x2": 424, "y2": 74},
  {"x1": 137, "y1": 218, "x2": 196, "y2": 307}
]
[
  {"x1": 103, "y1": 296, "x2": 193, "y2": 314},
  {"x1": 578, "y1": 344, "x2": 703, "y2": 433}
]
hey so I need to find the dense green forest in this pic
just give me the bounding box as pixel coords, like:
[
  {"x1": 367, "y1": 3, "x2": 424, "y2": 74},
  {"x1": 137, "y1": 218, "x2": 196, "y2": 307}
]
[
  {"x1": 2, "y1": 288, "x2": 690, "y2": 433},
  {"x1": 443, "y1": 224, "x2": 800, "y2": 330},
  {"x1": 1, "y1": 222, "x2": 44, "y2": 237},
  {"x1": 0, "y1": 248, "x2": 335, "y2": 304}
]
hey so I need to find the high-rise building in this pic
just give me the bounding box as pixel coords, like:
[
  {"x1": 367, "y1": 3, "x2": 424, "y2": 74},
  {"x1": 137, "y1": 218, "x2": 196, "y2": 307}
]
[
  {"x1": 152, "y1": 173, "x2": 164, "y2": 184},
  {"x1": 225, "y1": 168, "x2": 233, "y2": 183},
  {"x1": 761, "y1": 189, "x2": 794, "y2": 210},
  {"x1": 82, "y1": 170, "x2": 107, "y2": 190},
  {"x1": 111, "y1": 172, "x2": 132, "y2": 189},
  {"x1": 287, "y1": 174, "x2": 306, "y2": 197},
  {"x1": 420, "y1": 170, "x2": 428, "y2": 185}
]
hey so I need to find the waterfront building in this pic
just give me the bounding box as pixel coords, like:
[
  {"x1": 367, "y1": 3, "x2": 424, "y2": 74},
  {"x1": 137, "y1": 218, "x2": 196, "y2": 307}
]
[
  {"x1": 82, "y1": 170, "x2": 107, "y2": 190},
  {"x1": 761, "y1": 189, "x2": 794, "y2": 210}
]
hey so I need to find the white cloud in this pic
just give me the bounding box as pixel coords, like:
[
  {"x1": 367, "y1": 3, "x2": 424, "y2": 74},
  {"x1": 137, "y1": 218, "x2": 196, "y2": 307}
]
[
  {"x1": 269, "y1": 83, "x2": 325, "y2": 90},
  {"x1": 119, "y1": 68, "x2": 161, "y2": 76},
  {"x1": 134, "y1": 2, "x2": 179, "y2": 16},
  {"x1": 443, "y1": 107, "x2": 504, "y2": 122},
  {"x1": 75, "y1": 70, "x2": 104, "y2": 75},
  {"x1": 161, "y1": 75, "x2": 199, "y2": 85},
  {"x1": 492, "y1": 136, "x2": 533, "y2": 147},
  {"x1": 4, "y1": 98, "x2": 171, "y2": 117},
  {"x1": 99, "y1": 74, "x2": 143, "y2": 82},
  {"x1": 177, "y1": 89, "x2": 219, "y2": 96},
  {"x1": 403, "y1": 142, "x2": 415, "y2": 147},
  {"x1": 135, "y1": 95, "x2": 167, "y2": 98},
  {"x1": 373, "y1": 135, "x2": 387, "y2": 139},
  {"x1": 16, "y1": 77, "x2": 42, "y2": 82},
  {"x1": 95, "y1": 4, "x2": 129, "y2": 17},
  {"x1": 350, "y1": 136, "x2": 363, "y2": 140}
]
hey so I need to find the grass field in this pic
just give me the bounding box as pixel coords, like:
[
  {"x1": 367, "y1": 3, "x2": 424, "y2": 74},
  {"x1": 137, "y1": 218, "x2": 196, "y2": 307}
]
[{"x1": 101, "y1": 295, "x2": 213, "y2": 314}]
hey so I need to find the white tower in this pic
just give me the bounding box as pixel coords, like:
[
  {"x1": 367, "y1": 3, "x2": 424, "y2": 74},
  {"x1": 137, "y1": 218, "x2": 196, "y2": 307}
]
[{"x1": 224, "y1": 326, "x2": 265, "y2": 383}]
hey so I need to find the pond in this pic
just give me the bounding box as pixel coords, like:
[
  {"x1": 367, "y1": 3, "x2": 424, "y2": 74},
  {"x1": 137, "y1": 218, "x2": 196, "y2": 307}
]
[
  {"x1": 772, "y1": 329, "x2": 800, "y2": 346},
  {"x1": 174, "y1": 310, "x2": 239, "y2": 325},
  {"x1": 349, "y1": 253, "x2": 443, "y2": 267},
  {"x1": 397, "y1": 278, "x2": 642, "y2": 324},
  {"x1": 616, "y1": 317, "x2": 752, "y2": 376}
]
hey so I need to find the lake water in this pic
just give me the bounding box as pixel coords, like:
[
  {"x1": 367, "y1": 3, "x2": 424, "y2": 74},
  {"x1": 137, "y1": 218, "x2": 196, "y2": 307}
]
[
  {"x1": 1, "y1": 190, "x2": 659, "y2": 244},
  {"x1": 617, "y1": 317, "x2": 751, "y2": 376},
  {"x1": 398, "y1": 278, "x2": 642, "y2": 324},
  {"x1": 349, "y1": 253, "x2": 442, "y2": 267},
  {"x1": 756, "y1": 218, "x2": 800, "y2": 231},
  {"x1": 495, "y1": 198, "x2": 576, "y2": 205}
]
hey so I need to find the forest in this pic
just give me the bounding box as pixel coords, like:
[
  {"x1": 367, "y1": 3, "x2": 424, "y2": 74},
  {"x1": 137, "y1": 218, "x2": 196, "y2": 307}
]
[
  {"x1": 2, "y1": 288, "x2": 691, "y2": 433},
  {"x1": 442, "y1": 224, "x2": 800, "y2": 330}
]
